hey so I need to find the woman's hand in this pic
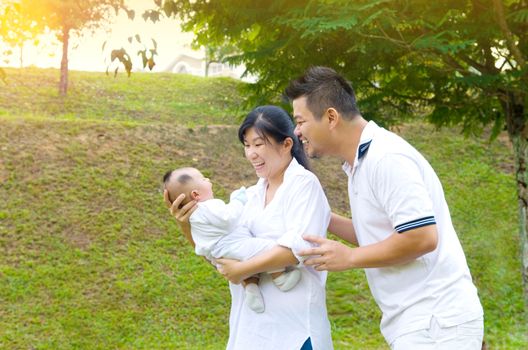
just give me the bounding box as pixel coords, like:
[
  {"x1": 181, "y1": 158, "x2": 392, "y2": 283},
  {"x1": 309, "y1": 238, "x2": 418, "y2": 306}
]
[
  {"x1": 163, "y1": 190, "x2": 197, "y2": 247},
  {"x1": 163, "y1": 190, "x2": 197, "y2": 223},
  {"x1": 217, "y1": 246, "x2": 297, "y2": 284},
  {"x1": 216, "y1": 258, "x2": 249, "y2": 284}
]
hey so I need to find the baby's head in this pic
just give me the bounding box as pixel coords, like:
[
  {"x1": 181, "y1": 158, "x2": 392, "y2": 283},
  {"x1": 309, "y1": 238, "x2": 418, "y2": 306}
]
[{"x1": 163, "y1": 167, "x2": 214, "y2": 208}]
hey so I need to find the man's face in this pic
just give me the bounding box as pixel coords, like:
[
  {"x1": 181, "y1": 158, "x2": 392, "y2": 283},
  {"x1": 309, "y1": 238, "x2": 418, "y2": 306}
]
[{"x1": 292, "y1": 96, "x2": 329, "y2": 158}]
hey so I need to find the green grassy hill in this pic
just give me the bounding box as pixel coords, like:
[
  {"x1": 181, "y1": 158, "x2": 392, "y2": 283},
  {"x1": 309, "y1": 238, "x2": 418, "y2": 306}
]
[{"x1": 0, "y1": 68, "x2": 526, "y2": 349}]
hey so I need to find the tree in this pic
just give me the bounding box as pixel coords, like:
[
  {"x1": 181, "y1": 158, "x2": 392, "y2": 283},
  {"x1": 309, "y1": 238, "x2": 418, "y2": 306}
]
[
  {"x1": 0, "y1": 1, "x2": 43, "y2": 69},
  {"x1": 203, "y1": 43, "x2": 239, "y2": 77},
  {"x1": 153, "y1": 0, "x2": 528, "y2": 301},
  {"x1": 16, "y1": 0, "x2": 132, "y2": 95}
]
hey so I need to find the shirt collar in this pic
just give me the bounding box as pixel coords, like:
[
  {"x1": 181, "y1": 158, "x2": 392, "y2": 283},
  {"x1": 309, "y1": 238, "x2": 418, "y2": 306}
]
[
  {"x1": 342, "y1": 120, "x2": 379, "y2": 175},
  {"x1": 255, "y1": 157, "x2": 301, "y2": 190}
]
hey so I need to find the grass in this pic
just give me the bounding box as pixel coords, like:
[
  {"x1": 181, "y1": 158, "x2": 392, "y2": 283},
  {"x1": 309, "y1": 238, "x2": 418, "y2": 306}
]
[
  {"x1": 0, "y1": 67, "x2": 244, "y2": 125},
  {"x1": 0, "y1": 67, "x2": 526, "y2": 349}
]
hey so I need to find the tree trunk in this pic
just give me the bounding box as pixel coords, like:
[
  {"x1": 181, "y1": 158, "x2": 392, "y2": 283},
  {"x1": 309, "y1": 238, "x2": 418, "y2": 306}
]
[
  {"x1": 19, "y1": 44, "x2": 23, "y2": 68},
  {"x1": 511, "y1": 131, "x2": 528, "y2": 306},
  {"x1": 59, "y1": 26, "x2": 70, "y2": 96},
  {"x1": 503, "y1": 91, "x2": 528, "y2": 305}
]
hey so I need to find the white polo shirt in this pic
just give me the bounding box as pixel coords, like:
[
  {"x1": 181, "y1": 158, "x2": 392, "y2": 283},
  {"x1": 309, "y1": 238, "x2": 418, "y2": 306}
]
[{"x1": 343, "y1": 121, "x2": 483, "y2": 344}]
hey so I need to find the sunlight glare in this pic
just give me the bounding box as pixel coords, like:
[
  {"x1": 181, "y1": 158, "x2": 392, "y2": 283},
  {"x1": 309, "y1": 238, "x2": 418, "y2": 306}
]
[{"x1": 1, "y1": 0, "x2": 197, "y2": 72}]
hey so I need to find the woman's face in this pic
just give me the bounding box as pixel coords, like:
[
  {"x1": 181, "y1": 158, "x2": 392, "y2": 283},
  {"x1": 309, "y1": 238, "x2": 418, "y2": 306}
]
[{"x1": 243, "y1": 127, "x2": 292, "y2": 180}]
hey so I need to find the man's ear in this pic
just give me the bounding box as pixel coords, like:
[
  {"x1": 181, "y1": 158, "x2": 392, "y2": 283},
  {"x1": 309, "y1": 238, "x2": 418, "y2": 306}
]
[{"x1": 326, "y1": 108, "x2": 340, "y2": 130}]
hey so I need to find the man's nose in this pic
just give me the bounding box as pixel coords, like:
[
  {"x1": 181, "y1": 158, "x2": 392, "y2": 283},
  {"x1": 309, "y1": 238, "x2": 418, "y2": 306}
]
[{"x1": 294, "y1": 124, "x2": 301, "y2": 136}]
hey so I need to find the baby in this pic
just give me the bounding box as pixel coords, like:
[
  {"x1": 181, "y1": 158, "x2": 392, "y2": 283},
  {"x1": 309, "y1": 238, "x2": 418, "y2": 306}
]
[{"x1": 163, "y1": 167, "x2": 301, "y2": 313}]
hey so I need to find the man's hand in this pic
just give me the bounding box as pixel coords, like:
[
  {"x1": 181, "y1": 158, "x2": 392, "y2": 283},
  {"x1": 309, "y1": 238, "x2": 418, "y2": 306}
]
[
  {"x1": 299, "y1": 235, "x2": 355, "y2": 271},
  {"x1": 216, "y1": 258, "x2": 248, "y2": 284}
]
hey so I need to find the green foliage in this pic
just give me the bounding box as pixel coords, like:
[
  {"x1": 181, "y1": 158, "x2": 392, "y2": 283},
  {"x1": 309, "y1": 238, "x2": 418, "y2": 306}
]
[
  {"x1": 0, "y1": 68, "x2": 526, "y2": 348},
  {"x1": 2, "y1": 0, "x2": 132, "y2": 94},
  {"x1": 17, "y1": 0, "x2": 124, "y2": 33},
  {"x1": 110, "y1": 48, "x2": 133, "y2": 77},
  {"x1": 0, "y1": 1, "x2": 44, "y2": 64},
  {"x1": 153, "y1": 0, "x2": 526, "y2": 135},
  {"x1": 103, "y1": 34, "x2": 158, "y2": 77}
]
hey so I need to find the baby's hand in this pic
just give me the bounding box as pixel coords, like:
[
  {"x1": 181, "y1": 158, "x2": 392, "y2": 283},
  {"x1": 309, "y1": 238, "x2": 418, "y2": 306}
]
[{"x1": 230, "y1": 186, "x2": 247, "y2": 205}]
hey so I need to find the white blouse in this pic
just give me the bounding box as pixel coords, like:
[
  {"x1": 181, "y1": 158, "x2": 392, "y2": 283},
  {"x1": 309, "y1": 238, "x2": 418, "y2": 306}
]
[{"x1": 226, "y1": 158, "x2": 333, "y2": 350}]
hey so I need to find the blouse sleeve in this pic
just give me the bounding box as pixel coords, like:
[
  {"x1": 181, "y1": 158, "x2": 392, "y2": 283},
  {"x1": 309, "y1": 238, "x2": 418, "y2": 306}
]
[{"x1": 276, "y1": 172, "x2": 331, "y2": 263}]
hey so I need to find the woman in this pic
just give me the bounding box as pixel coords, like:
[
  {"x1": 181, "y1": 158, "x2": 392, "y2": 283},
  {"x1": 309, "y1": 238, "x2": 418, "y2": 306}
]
[{"x1": 165, "y1": 105, "x2": 333, "y2": 349}]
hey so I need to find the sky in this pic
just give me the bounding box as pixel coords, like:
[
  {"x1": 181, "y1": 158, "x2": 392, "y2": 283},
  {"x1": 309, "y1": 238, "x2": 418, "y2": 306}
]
[{"x1": 1, "y1": 0, "x2": 199, "y2": 72}]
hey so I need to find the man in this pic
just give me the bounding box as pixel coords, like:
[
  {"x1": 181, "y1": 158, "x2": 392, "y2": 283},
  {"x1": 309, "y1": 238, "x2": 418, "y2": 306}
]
[{"x1": 286, "y1": 66, "x2": 484, "y2": 349}]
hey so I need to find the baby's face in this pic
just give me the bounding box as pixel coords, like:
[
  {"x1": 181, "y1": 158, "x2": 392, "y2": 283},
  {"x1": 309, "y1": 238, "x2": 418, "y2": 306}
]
[{"x1": 189, "y1": 169, "x2": 214, "y2": 202}]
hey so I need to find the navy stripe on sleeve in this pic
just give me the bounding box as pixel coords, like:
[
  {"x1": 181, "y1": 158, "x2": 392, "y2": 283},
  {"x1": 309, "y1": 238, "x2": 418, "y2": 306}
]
[{"x1": 395, "y1": 216, "x2": 436, "y2": 233}]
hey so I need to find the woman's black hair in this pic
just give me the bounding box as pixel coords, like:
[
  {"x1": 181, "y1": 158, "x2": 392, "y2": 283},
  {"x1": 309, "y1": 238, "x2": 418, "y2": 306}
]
[{"x1": 238, "y1": 105, "x2": 310, "y2": 171}]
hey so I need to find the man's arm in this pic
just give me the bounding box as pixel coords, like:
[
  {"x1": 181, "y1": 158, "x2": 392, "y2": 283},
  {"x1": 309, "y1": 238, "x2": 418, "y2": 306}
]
[
  {"x1": 216, "y1": 246, "x2": 298, "y2": 284},
  {"x1": 328, "y1": 212, "x2": 358, "y2": 246},
  {"x1": 300, "y1": 224, "x2": 438, "y2": 271}
]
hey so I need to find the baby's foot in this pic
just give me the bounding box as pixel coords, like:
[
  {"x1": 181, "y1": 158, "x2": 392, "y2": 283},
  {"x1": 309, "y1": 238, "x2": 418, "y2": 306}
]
[
  {"x1": 245, "y1": 283, "x2": 264, "y2": 313},
  {"x1": 272, "y1": 268, "x2": 301, "y2": 292}
]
